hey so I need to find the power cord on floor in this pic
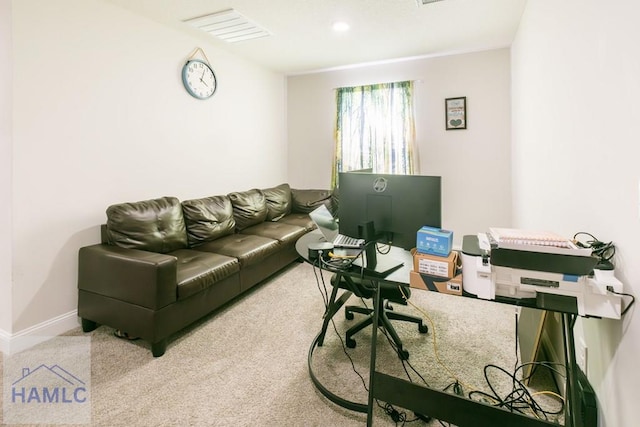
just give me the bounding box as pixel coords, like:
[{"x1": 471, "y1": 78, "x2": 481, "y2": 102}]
[
  {"x1": 312, "y1": 262, "x2": 370, "y2": 390},
  {"x1": 398, "y1": 286, "x2": 480, "y2": 394},
  {"x1": 329, "y1": 282, "x2": 439, "y2": 425},
  {"x1": 465, "y1": 312, "x2": 566, "y2": 421},
  {"x1": 382, "y1": 402, "x2": 407, "y2": 424},
  {"x1": 401, "y1": 289, "x2": 565, "y2": 422},
  {"x1": 312, "y1": 263, "x2": 413, "y2": 425},
  {"x1": 312, "y1": 257, "x2": 438, "y2": 425},
  {"x1": 468, "y1": 363, "x2": 565, "y2": 420}
]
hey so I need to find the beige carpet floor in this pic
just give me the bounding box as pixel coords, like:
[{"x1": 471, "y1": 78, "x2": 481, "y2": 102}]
[{"x1": 1, "y1": 262, "x2": 563, "y2": 426}]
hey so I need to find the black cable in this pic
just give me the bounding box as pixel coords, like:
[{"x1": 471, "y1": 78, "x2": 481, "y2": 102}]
[
  {"x1": 572, "y1": 231, "x2": 616, "y2": 268},
  {"x1": 516, "y1": 361, "x2": 566, "y2": 383},
  {"x1": 328, "y1": 314, "x2": 370, "y2": 392},
  {"x1": 312, "y1": 259, "x2": 412, "y2": 425},
  {"x1": 464, "y1": 312, "x2": 565, "y2": 421},
  {"x1": 607, "y1": 288, "x2": 636, "y2": 316},
  {"x1": 311, "y1": 260, "x2": 370, "y2": 392},
  {"x1": 351, "y1": 288, "x2": 432, "y2": 389},
  {"x1": 345, "y1": 293, "x2": 419, "y2": 425},
  {"x1": 312, "y1": 259, "x2": 329, "y2": 309},
  {"x1": 573, "y1": 232, "x2": 636, "y2": 316},
  {"x1": 468, "y1": 363, "x2": 565, "y2": 419},
  {"x1": 376, "y1": 241, "x2": 391, "y2": 255},
  {"x1": 382, "y1": 402, "x2": 407, "y2": 425}
]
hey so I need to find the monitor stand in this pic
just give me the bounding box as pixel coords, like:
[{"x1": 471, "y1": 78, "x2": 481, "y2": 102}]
[{"x1": 353, "y1": 221, "x2": 404, "y2": 278}]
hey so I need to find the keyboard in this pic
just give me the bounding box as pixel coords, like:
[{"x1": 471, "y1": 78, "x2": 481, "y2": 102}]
[{"x1": 333, "y1": 234, "x2": 365, "y2": 248}]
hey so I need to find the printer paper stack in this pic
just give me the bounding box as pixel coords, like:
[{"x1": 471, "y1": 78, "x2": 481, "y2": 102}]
[{"x1": 488, "y1": 227, "x2": 592, "y2": 257}]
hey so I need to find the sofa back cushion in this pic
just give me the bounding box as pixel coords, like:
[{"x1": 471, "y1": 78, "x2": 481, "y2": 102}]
[
  {"x1": 291, "y1": 188, "x2": 336, "y2": 215},
  {"x1": 106, "y1": 196, "x2": 188, "y2": 253},
  {"x1": 228, "y1": 189, "x2": 268, "y2": 231},
  {"x1": 181, "y1": 195, "x2": 236, "y2": 247},
  {"x1": 262, "y1": 183, "x2": 292, "y2": 221}
]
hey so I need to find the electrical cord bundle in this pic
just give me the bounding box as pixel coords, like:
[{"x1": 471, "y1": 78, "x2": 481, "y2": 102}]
[
  {"x1": 312, "y1": 257, "x2": 430, "y2": 426},
  {"x1": 400, "y1": 289, "x2": 566, "y2": 424},
  {"x1": 572, "y1": 232, "x2": 636, "y2": 315},
  {"x1": 311, "y1": 260, "x2": 370, "y2": 390},
  {"x1": 572, "y1": 231, "x2": 615, "y2": 269},
  {"x1": 398, "y1": 286, "x2": 478, "y2": 394},
  {"x1": 467, "y1": 363, "x2": 565, "y2": 421},
  {"x1": 466, "y1": 315, "x2": 565, "y2": 422}
]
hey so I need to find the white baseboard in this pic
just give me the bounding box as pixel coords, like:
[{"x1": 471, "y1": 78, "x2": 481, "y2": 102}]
[
  {"x1": 0, "y1": 328, "x2": 10, "y2": 355},
  {"x1": 0, "y1": 310, "x2": 79, "y2": 355}
]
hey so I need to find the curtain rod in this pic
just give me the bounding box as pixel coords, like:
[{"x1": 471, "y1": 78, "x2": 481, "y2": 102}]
[{"x1": 332, "y1": 79, "x2": 423, "y2": 90}]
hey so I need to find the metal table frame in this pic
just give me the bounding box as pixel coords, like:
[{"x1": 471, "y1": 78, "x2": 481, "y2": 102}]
[{"x1": 297, "y1": 231, "x2": 585, "y2": 427}]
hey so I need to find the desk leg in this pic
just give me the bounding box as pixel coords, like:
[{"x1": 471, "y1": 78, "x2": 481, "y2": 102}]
[
  {"x1": 366, "y1": 282, "x2": 381, "y2": 426},
  {"x1": 308, "y1": 271, "x2": 367, "y2": 414},
  {"x1": 562, "y1": 313, "x2": 578, "y2": 427},
  {"x1": 318, "y1": 273, "x2": 353, "y2": 347}
]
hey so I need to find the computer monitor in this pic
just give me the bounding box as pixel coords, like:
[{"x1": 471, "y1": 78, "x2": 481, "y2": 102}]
[{"x1": 338, "y1": 172, "x2": 442, "y2": 252}]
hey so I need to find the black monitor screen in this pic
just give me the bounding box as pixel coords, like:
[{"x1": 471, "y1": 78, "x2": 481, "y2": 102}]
[{"x1": 338, "y1": 172, "x2": 442, "y2": 251}]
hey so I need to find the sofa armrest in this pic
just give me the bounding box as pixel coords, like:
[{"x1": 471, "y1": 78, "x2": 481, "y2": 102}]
[{"x1": 78, "y1": 244, "x2": 177, "y2": 310}]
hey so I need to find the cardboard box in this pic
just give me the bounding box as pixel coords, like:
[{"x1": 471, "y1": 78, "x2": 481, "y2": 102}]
[
  {"x1": 411, "y1": 249, "x2": 459, "y2": 278},
  {"x1": 416, "y1": 226, "x2": 453, "y2": 256},
  {"x1": 410, "y1": 271, "x2": 463, "y2": 296}
]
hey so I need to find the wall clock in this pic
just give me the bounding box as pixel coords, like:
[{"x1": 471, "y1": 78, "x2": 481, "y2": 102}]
[{"x1": 182, "y1": 59, "x2": 217, "y2": 100}]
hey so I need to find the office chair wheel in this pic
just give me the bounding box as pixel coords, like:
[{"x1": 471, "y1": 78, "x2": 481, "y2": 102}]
[
  {"x1": 346, "y1": 338, "x2": 357, "y2": 349},
  {"x1": 345, "y1": 310, "x2": 354, "y2": 320},
  {"x1": 419, "y1": 324, "x2": 429, "y2": 334}
]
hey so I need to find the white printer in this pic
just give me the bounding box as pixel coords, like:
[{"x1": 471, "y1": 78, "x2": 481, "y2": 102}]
[{"x1": 460, "y1": 234, "x2": 622, "y2": 319}]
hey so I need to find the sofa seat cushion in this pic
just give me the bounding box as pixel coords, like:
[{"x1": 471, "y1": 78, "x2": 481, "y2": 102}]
[
  {"x1": 171, "y1": 249, "x2": 240, "y2": 300},
  {"x1": 240, "y1": 221, "x2": 307, "y2": 245},
  {"x1": 106, "y1": 196, "x2": 188, "y2": 253},
  {"x1": 196, "y1": 234, "x2": 280, "y2": 267},
  {"x1": 279, "y1": 213, "x2": 315, "y2": 231}
]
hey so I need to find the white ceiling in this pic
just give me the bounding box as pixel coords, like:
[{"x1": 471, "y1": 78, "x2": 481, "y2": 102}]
[{"x1": 107, "y1": 0, "x2": 527, "y2": 75}]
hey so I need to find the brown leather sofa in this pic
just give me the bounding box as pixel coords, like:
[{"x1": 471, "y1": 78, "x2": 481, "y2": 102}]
[{"x1": 77, "y1": 183, "x2": 334, "y2": 357}]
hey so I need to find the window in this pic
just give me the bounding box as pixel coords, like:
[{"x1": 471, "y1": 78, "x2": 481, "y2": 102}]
[{"x1": 331, "y1": 80, "x2": 418, "y2": 187}]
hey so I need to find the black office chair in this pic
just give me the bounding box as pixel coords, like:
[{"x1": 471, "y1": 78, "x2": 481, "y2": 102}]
[{"x1": 330, "y1": 273, "x2": 428, "y2": 360}]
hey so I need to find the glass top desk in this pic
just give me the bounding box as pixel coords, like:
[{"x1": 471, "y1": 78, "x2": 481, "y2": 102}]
[{"x1": 296, "y1": 230, "x2": 587, "y2": 427}]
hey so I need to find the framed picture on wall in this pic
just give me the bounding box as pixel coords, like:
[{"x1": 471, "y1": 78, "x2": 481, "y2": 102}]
[{"x1": 445, "y1": 97, "x2": 467, "y2": 130}]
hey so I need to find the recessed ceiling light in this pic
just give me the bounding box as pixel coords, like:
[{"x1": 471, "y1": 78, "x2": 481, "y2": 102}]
[{"x1": 332, "y1": 21, "x2": 350, "y2": 32}]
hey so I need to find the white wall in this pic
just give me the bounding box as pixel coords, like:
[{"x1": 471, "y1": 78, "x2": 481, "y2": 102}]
[
  {"x1": 0, "y1": 0, "x2": 12, "y2": 339},
  {"x1": 8, "y1": 0, "x2": 286, "y2": 337},
  {"x1": 512, "y1": 1, "x2": 640, "y2": 425},
  {"x1": 287, "y1": 49, "x2": 512, "y2": 246}
]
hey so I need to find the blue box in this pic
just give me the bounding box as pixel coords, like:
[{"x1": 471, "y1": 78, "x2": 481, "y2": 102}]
[{"x1": 416, "y1": 226, "x2": 453, "y2": 256}]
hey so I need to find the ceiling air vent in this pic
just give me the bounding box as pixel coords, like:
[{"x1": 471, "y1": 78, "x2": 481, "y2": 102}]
[{"x1": 184, "y1": 9, "x2": 271, "y2": 43}]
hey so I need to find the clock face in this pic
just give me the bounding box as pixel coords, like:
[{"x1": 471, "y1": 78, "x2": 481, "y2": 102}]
[{"x1": 182, "y1": 59, "x2": 217, "y2": 99}]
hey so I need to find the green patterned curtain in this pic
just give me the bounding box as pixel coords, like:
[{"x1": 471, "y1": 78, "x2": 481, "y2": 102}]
[{"x1": 331, "y1": 80, "x2": 417, "y2": 188}]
